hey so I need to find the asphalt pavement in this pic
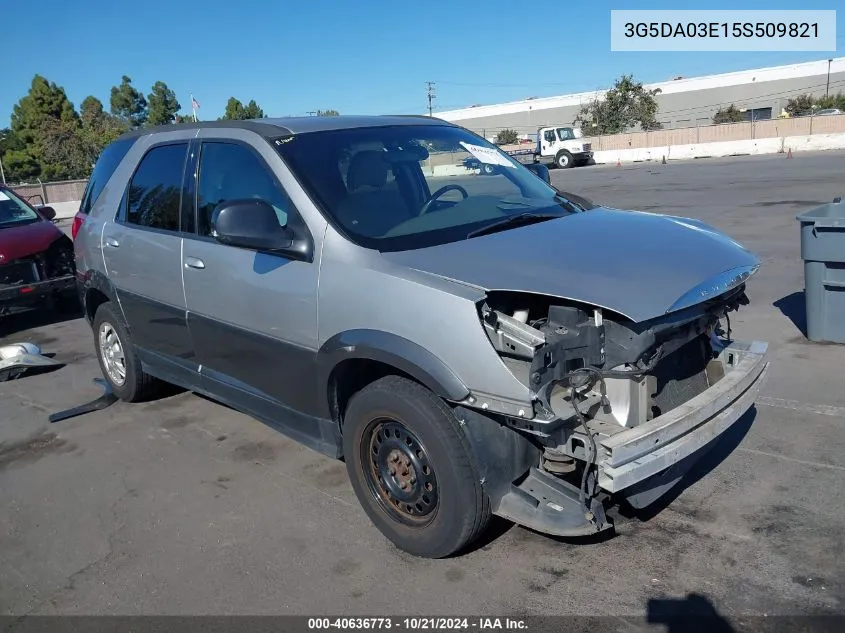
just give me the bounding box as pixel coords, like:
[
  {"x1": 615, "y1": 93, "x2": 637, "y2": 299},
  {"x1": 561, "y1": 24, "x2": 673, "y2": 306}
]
[{"x1": 1, "y1": 151, "x2": 845, "y2": 621}]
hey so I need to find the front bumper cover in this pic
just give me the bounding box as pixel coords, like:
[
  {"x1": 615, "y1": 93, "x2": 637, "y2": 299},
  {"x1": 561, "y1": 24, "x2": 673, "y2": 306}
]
[
  {"x1": 598, "y1": 340, "x2": 769, "y2": 494},
  {"x1": 0, "y1": 274, "x2": 76, "y2": 307}
]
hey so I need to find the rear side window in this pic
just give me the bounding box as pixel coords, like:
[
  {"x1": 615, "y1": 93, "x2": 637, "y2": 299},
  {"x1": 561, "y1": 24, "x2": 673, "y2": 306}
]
[
  {"x1": 125, "y1": 143, "x2": 188, "y2": 232},
  {"x1": 79, "y1": 137, "x2": 136, "y2": 216}
]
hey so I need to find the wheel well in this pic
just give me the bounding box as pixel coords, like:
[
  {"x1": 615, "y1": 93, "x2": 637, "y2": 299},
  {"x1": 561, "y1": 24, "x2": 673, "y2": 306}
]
[
  {"x1": 328, "y1": 359, "x2": 418, "y2": 432},
  {"x1": 84, "y1": 288, "x2": 109, "y2": 324}
]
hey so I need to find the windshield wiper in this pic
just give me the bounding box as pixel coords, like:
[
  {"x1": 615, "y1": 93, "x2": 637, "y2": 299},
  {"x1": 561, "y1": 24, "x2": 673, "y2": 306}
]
[{"x1": 466, "y1": 212, "x2": 564, "y2": 239}]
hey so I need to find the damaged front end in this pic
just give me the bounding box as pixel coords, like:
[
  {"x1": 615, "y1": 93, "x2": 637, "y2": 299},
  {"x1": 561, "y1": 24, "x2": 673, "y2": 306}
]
[
  {"x1": 0, "y1": 236, "x2": 76, "y2": 316},
  {"x1": 467, "y1": 272, "x2": 769, "y2": 537}
]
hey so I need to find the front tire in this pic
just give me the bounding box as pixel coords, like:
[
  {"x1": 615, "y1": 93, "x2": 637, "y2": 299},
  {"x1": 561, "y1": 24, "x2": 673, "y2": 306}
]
[
  {"x1": 93, "y1": 302, "x2": 159, "y2": 402},
  {"x1": 343, "y1": 376, "x2": 490, "y2": 558},
  {"x1": 556, "y1": 150, "x2": 573, "y2": 169}
]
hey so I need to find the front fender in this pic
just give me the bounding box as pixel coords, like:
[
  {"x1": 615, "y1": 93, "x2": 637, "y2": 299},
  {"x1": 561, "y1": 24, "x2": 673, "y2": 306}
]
[{"x1": 317, "y1": 329, "x2": 471, "y2": 404}]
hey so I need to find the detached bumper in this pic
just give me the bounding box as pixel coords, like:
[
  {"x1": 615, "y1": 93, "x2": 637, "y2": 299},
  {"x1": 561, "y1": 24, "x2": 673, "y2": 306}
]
[
  {"x1": 598, "y1": 340, "x2": 769, "y2": 493},
  {"x1": 0, "y1": 275, "x2": 76, "y2": 307}
]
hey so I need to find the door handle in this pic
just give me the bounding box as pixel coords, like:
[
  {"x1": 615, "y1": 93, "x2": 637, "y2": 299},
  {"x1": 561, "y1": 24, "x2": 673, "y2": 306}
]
[
  {"x1": 184, "y1": 257, "x2": 205, "y2": 270},
  {"x1": 105, "y1": 237, "x2": 120, "y2": 248}
]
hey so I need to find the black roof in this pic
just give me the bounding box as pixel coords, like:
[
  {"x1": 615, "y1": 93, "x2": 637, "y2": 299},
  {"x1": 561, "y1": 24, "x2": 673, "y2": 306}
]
[{"x1": 117, "y1": 114, "x2": 455, "y2": 141}]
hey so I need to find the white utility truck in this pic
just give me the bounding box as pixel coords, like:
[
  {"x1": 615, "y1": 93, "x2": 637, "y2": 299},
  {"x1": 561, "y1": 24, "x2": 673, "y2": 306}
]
[{"x1": 502, "y1": 126, "x2": 594, "y2": 169}]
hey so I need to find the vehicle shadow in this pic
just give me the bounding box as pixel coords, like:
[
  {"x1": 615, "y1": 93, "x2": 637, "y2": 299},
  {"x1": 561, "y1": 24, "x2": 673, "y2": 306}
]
[
  {"x1": 646, "y1": 593, "x2": 736, "y2": 632},
  {"x1": 618, "y1": 407, "x2": 757, "y2": 522},
  {"x1": 773, "y1": 290, "x2": 807, "y2": 337},
  {"x1": 0, "y1": 302, "x2": 84, "y2": 341}
]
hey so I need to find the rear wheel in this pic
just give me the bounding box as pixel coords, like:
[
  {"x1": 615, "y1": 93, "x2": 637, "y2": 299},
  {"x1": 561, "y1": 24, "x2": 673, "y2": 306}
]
[
  {"x1": 93, "y1": 302, "x2": 159, "y2": 402},
  {"x1": 482, "y1": 163, "x2": 496, "y2": 175},
  {"x1": 343, "y1": 375, "x2": 490, "y2": 558}
]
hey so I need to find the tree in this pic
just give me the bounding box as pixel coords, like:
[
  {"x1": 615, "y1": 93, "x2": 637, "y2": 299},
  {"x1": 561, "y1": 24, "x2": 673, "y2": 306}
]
[
  {"x1": 494, "y1": 129, "x2": 519, "y2": 145},
  {"x1": 222, "y1": 97, "x2": 246, "y2": 120},
  {"x1": 1, "y1": 128, "x2": 38, "y2": 182},
  {"x1": 79, "y1": 96, "x2": 127, "y2": 167},
  {"x1": 316, "y1": 109, "x2": 339, "y2": 116},
  {"x1": 174, "y1": 113, "x2": 198, "y2": 123},
  {"x1": 712, "y1": 104, "x2": 745, "y2": 124},
  {"x1": 785, "y1": 94, "x2": 814, "y2": 117},
  {"x1": 2, "y1": 150, "x2": 40, "y2": 182},
  {"x1": 110, "y1": 75, "x2": 148, "y2": 127},
  {"x1": 40, "y1": 117, "x2": 91, "y2": 180},
  {"x1": 815, "y1": 92, "x2": 845, "y2": 111},
  {"x1": 243, "y1": 100, "x2": 265, "y2": 119},
  {"x1": 575, "y1": 74, "x2": 662, "y2": 135},
  {"x1": 146, "y1": 81, "x2": 181, "y2": 126},
  {"x1": 222, "y1": 97, "x2": 265, "y2": 120},
  {"x1": 9, "y1": 75, "x2": 81, "y2": 180}
]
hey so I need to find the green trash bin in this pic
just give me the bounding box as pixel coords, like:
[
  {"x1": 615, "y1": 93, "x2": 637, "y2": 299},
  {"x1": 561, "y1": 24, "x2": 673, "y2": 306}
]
[{"x1": 797, "y1": 199, "x2": 845, "y2": 343}]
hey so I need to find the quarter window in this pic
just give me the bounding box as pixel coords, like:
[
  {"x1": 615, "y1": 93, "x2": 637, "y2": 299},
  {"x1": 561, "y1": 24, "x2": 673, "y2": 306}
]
[
  {"x1": 79, "y1": 137, "x2": 136, "y2": 215},
  {"x1": 125, "y1": 143, "x2": 188, "y2": 231},
  {"x1": 196, "y1": 142, "x2": 291, "y2": 236}
]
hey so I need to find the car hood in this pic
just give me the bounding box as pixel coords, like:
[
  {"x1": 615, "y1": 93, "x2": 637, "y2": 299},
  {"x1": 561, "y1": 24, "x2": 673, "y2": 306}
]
[
  {"x1": 381, "y1": 208, "x2": 760, "y2": 323},
  {"x1": 0, "y1": 220, "x2": 63, "y2": 263}
]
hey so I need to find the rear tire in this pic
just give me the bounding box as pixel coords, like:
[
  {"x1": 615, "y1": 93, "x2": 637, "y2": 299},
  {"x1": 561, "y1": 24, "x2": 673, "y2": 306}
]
[
  {"x1": 482, "y1": 163, "x2": 496, "y2": 175},
  {"x1": 92, "y1": 302, "x2": 160, "y2": 402},
  {"x1": 343, "y1": 375, "x2": 491, "y2": 558}
]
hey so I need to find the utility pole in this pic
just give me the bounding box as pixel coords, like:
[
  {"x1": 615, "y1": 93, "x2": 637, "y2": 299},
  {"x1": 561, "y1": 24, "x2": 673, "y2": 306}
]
[
  {"x1": 826, "y1": 59, "x2": 833, "y2": 98},
  {"x1": 426, "y1": 81, "x2": 436, "y2": 117}
]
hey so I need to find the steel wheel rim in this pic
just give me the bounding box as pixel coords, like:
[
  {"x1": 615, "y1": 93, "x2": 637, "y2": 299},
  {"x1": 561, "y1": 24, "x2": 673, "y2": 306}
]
[
  {"x1": 98, "y1": 322, "x2": 126, "y2": 386},
  {"x1": 361, "y1": 418, "x2": 439, "y2": 526},
  {"x1": 559, "y1": 155, "x2": 569, "y2": 167}
]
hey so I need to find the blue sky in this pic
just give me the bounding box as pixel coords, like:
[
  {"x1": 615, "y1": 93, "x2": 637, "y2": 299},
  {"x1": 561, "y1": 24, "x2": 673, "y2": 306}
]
[{"x1": 2, "y1": 0, "x2": 842, "y2": 126}]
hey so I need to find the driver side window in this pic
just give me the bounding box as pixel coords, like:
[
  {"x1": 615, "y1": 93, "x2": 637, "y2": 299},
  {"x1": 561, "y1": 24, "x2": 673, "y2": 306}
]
[{"x1": 196, "y1": 141, "x2": 291, "y2": 237}]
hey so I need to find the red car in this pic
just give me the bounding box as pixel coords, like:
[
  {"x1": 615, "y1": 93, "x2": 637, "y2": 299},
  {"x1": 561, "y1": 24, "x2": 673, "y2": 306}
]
[{"x1": 0, "y1": 186, "x2": 77, "y2": 317}]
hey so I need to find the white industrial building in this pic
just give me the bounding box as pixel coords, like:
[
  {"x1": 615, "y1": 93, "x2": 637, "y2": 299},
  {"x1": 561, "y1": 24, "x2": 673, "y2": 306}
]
[{"x1": 435, "y1": 57, "x2": 845, "y2": 138}]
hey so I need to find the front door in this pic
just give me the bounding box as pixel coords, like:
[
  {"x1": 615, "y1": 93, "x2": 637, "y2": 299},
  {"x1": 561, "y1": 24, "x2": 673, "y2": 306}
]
[
  {"x1": 181, "y1": 138, "x2": 321, "y2": 420},
  {"x1": 101, "y1": 141, "x2": 195, "y2": 371},
  {"x1": 541, "y1": 128, "x2": 556, "y2": 155}
]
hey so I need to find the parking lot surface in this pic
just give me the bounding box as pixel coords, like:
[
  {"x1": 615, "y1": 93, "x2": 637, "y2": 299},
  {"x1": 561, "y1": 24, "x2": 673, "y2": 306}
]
[{"x1": 2, "y1": 151, "x2": 845, "y2": 620}]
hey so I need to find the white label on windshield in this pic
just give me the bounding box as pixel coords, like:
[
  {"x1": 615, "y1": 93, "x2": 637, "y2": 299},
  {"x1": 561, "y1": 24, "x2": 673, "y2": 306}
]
[
  {"x1": 460, "y1": 142, "x2": 516, "y2": 168},
  {"x1": 0, "y1": 191, "x2": 9, "y2": 201}
]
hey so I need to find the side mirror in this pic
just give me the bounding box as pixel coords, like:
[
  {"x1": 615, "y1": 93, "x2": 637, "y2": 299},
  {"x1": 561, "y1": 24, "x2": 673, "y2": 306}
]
[
  {"x1": 211, "y1": 199, "x2": 293, "y2": 252},
  {"x1": 525, "y1": 163, "x2": 551, "y2": 184},
  {"x1": 39, "y1": 206, "x2": 57, "y2": 221}
]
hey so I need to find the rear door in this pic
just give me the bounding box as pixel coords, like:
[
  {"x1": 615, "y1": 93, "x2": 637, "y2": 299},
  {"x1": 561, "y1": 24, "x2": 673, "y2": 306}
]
[{"x1": 101, "y1": 138, "x2": 196, "y2": 377}]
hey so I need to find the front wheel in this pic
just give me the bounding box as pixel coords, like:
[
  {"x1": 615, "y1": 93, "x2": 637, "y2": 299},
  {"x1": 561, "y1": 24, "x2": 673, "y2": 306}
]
[
  {"x1": 343, "y1": 376, "x2": 490, "y2": 558},
  {"x1": 556, "y1": 150, "x2": 573, "y2": 169}
]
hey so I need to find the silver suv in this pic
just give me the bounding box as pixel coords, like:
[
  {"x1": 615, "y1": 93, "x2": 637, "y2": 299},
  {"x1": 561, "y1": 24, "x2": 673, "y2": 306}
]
[{"x1": 74, "y1": 116, "x2": 769, "y2": 558}]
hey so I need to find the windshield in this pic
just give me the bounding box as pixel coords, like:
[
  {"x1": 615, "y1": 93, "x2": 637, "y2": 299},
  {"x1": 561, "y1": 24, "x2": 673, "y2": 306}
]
[
  {"x1": 274, "y1": 124, "x2": 579, "y2": 251},
  {"x1": 0, "y1": 189, "x2": 40, "y2": 228}
]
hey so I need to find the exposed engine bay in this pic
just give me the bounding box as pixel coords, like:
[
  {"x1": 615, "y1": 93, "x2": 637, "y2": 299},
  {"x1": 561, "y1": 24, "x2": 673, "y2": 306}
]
[{"x1": 478, "y1": 287, "x2": 751, "y2": 482}]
